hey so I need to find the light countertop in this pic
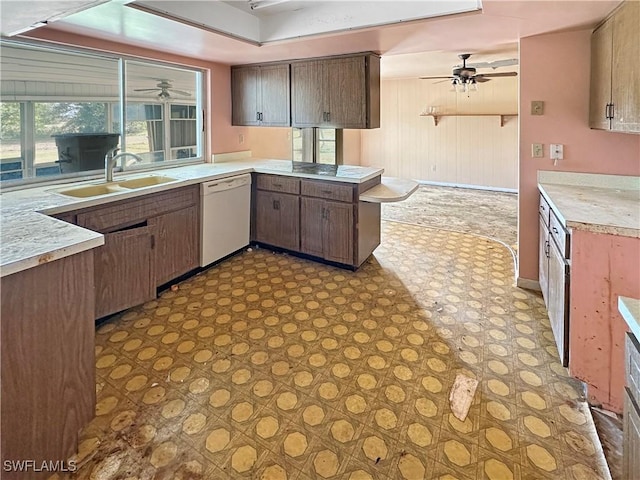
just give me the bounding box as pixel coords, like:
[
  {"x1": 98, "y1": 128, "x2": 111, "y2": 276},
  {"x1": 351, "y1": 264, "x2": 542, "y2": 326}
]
[
  {"x1": 619, "y1": 296, "x2": 640, "y2": 341},
  {"x1": 1, "y1": 159, "x2": 383, "y2": 278},
  {"x1": 359, "y1": 177, "x2": 419, "y2": 203},
  {"x1": 538, "y1": 171, "x2": 640, "y2": 238}
]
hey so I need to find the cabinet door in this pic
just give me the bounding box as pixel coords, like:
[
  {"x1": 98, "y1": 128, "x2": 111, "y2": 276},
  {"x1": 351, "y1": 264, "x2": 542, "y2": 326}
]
[
  {"x1": 232, "y1": 66, "x2": 260, "y2": 126},
  {"x1": 539, "y1": 216, "x2": 550, "y2": 305},
  {"x1": 260, "y1": 64, "x2": 291, "y2": 127},
  {"x1": 94, "y1": 225, "x2": 155, "y2": 318},
  {"x1": 255, "y1": 190, "x2": 300, "y2": 251},
  {"x1": 300, "y1": 197, "x2": 325, "y2": 257},
  {"x1": 292, "y1": 60, "x2": 325, "y2": 127},
  {"x1": 324, "y1": 201, "x2": 354, "y2": 265},
  {"x1": 624, "y1": 388, "x2": 640, "y2": 480},
  {"x1": 589, "y1": 20, "x2": 613, "y2": 130},
  {"x1": 548, "y1": 238, "x2": 569, "y2": 367},
  {"x1": 611, "y1": 1, "x2": 640, "y2": 133},
  {"x1": 150, "y1": 205, "x2": 199, "y2": 286},
  {"x1": 325, "y1": 56, "x2": 367, "y2": 128}
]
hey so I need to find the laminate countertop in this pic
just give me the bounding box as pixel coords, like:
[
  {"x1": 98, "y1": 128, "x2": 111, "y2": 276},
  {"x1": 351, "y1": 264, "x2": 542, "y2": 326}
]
[
  {"x1": 619, "y1": 296, "x2": 640, "y2": 341},
  {"x1": 538, "y1": 171, "x2": 640, "y2": 238},
  {"x1": 0, "y1": 159, "x2": 384, "y2": 278}
]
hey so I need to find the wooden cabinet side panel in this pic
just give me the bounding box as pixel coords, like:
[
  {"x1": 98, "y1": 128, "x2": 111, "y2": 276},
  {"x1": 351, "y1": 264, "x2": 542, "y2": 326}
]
[
  {"x1": 300, "y1": 197, "x2": 325, "y2": 258},
  {"x1": 151, "y1": 205, "x2": 200, "y2": 286},
  {"x1": 612, "y1": 0, "x2": 640, "y2": 132},
  {"x1": 357, "y1": 201, "x2": 380, "y2": 267},
  {"x1": 326, "y1": 56, "x2": 367, "y2": 128},
  {"x1": 1, "y1": 251, "x2": 95, "y2": 468},
  {"x1": 232, "y1": 66, "x2": 260, "y2": 126},
  {"x1": 589, "y1": 20, "x2": 613, "y2": 130},
  {"x1": 548, "y1": 239, "x2": 569, "y2": 366},
  {"x1": 324, "y1": 201, "x2": 354, "y2": 265},
  {"x1": 260, "y1": 64, "x2": 291, "y2": 126},
  {"x1": 367, "y1": 54, "x2": 381, "y2": 129},
  {"x1": 292, "y1": 61, "x2": 325, "y2": 127},
  {"x1": 95, "y1": 226, "x2": 156, "y2": 318},
  {"x1": 538, "y1": 216, "x2": 550, "y2": 305}
]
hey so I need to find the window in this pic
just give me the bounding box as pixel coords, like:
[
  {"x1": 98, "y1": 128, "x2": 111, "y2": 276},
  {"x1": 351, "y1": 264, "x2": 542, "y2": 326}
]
[
  {"x1": 0, "y1": 41, "x2": 204, "y2": 185},
  {"x1": 292, "y1": 128, "x2": 342, "y2": 164}
]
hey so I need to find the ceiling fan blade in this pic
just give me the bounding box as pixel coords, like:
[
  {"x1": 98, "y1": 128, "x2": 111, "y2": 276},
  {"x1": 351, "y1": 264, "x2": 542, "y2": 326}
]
[
  {"x1": 474, "y1": 77, "x2": 491, "y2": 83},
  {"x1": 477, "y1": 71, "x2": 518, "y2": 78},
  {"x1": 133, "y1": 88, "x2": 160, "y2": 92},
  {"x1": 170, "y1": 90, "x2": 192, "y2": 96},
  {"x1": 463, "y1": 58, "x2": 519, "y2": 69},
  {"x1": 419, "y1": 76, "x2": 454, "y2": 80}
]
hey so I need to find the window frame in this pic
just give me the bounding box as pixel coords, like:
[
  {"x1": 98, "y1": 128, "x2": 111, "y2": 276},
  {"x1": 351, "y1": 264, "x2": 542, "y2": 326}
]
[
  {"x1": 292, "y1": 128, "x2": 343, "y2": 165},
  {"x1": 0, "y1": 39, "x2": 206, "y2": 188}
]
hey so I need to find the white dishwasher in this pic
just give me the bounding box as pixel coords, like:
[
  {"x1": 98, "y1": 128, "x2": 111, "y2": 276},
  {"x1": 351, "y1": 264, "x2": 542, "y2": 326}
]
[{"x1": 200, "y1": 174, "x2": 251, "y2": 267}]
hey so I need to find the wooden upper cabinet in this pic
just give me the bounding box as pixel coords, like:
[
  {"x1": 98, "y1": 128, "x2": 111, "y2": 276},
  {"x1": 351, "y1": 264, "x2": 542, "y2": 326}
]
[
  {"x1": 589, "y1": 19, "x2": 613, "y2": 130},
  {"x1": 611, "y1": 0, "x2": 640, "y2": 133},
  {"x1": 292, "y1": 53, "x2": 380, "y2": 129},
  {"x1": 231, "y1": 63, "x2": 290, "y2": 127},
  {"x1": 590, "y1": 1, "x2": 640, "y2": 133}
]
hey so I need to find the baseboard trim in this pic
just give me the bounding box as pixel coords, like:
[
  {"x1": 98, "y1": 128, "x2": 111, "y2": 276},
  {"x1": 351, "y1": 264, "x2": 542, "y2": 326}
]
[
  {"x1": 416, "y1": 180, "x2": 517, "y2": 194},
  {"x1": 517, "y1": 277, "x2": 541, "y2": 291}
]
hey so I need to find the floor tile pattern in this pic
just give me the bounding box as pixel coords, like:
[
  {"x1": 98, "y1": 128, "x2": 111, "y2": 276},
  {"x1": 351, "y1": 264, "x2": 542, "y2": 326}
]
[{"x1": 52, "y1": 222, "x2": 609, "y2": 479}]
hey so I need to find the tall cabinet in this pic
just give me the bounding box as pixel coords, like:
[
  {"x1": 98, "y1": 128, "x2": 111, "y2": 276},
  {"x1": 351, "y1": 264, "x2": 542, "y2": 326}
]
[{"x1": 589, "y1": 0, "x2": 640, "y2": 133}]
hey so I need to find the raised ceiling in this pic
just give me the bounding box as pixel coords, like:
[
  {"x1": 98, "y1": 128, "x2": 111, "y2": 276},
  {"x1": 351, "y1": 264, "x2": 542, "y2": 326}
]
[{"x1": 16, "y1": 0, "x2": 621, "y2": 77}]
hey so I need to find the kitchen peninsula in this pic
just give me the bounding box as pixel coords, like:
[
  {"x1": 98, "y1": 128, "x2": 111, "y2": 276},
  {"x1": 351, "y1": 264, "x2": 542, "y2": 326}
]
[{"x1": 0, "y1": 158, "x2": 416, "y2": 468}]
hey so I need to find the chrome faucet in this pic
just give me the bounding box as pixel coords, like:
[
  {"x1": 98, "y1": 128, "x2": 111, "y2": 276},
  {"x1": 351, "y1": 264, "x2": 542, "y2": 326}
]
[{"x1": 104, "y1": 149, "x2": 144, "y2": 182}]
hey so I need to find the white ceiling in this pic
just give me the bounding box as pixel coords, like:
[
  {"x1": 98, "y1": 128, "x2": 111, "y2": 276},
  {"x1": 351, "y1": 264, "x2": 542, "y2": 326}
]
[{"x1": 12, "y1": 0, "x2": 622, "y2": 78}]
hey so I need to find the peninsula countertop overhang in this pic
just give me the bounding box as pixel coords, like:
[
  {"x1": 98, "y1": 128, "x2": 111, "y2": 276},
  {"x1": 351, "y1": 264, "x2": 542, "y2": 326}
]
[{"x1": 1, "y1": 159, "x2": 385, "y2": 278}]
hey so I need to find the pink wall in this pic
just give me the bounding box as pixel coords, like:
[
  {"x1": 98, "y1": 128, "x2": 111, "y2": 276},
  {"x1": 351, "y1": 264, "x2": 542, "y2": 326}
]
[
  {"x1": 518, "y1": 29, "x2": 640, "y2": 281},
  {"x1": 569, "y1": 230, "x2": 640, "y2": 412},
  {"x1": 25, "y1": 29, "x2": 247, "y2": 157}
]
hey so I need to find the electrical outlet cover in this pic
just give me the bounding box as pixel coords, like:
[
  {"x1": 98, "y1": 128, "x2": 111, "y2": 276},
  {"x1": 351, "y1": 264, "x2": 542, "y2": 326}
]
[
  {"x1": 532, "y1": 143, "x2": 544, "y2": 158},
  {"x1": 531, "y1": 101, "x2": 544, "y2": 115}
]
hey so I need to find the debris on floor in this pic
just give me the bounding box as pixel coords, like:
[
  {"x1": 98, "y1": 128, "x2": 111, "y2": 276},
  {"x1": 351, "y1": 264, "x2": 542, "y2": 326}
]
[{"x1": 449, "y1": 373, "x2": 478, "y2": 422}]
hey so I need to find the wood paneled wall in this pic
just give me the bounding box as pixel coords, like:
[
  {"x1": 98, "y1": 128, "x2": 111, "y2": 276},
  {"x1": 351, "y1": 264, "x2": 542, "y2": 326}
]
[{"x1": 360, "y1": 77, "x2": 518, "y2": 190}]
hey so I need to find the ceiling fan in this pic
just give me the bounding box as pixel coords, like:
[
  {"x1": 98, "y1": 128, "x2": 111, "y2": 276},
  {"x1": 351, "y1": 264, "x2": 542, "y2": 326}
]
[
  {"x1": 134, "y1": 80, "x2": 191, "y2": 100},
  {"x1": 420, "y1": 53, "x2": 517, "y2": 90}
]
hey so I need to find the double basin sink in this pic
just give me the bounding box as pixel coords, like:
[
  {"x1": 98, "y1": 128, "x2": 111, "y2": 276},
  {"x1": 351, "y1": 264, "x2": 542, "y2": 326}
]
[{"x1": 54, "y1": 175, "x2": 178, "y2": 198}]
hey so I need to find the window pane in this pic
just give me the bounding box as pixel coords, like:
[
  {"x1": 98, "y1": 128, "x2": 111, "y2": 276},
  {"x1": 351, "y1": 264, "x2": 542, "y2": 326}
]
[
  {"x1": 317, "y1": 128, "x2": 336, "y2": 164},
  {"x1": 125, "y1": 61, "x2": 199, "y2": 166},
  {"x1": 0, "y1": 102, "x2": 23, "y2": 180}
]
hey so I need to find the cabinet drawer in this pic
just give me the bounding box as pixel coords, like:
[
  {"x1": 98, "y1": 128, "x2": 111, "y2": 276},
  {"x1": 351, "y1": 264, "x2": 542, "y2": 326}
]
[
  {"x1": 301, "y1": 180, "x2": 354, "y2": 203},
  {"x1": 539, "y1": 194, "x2": 550, "y2": 227},
  {"x1": 549, "y1": 210, "x2": 570, "y2": 259},
  {"x1": 256, "y1": 174, "x2": 300, "y2": 194},
  {"x1": 77, "y1": 186, "x2": 198, "y2": 233},
  {"x1": 627, "y1": 333, "x2": 640, "y2": 403}
]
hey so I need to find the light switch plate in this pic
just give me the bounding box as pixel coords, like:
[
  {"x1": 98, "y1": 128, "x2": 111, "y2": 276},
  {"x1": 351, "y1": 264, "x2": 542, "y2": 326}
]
[
  {"x1": 531, "y1": 101, "x2": 544, "y2": 115},
  {"x1": 532, "y1": 143, "x2": 544, "y2": 158}
]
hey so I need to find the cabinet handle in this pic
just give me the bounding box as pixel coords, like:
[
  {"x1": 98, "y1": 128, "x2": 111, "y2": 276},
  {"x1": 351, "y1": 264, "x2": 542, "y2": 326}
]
[
  {"x1": 552, "y1": 226, "x2": 558, "y2": 234},
  {"x1": 326, "y1": 112, "x2": 330, "y2": 122},
  {"x1": 544, "y1": 240, "x2": 549, "y2": 258},
  {"x1": 259, "y1": 112, "x2": 264, "y2": 121},
  {"x1": 322, "y1": 190, "x2": 332, "y2": 195},
  {"x1": 273, "y1": 200, "x2": 280, "y2": 210},
  {"x1": 150, "y1": 235, "x2": 155, "y2": 250},
  {"x1": 609, "y1": 103, "x2": 614, "y2": 120},
  {"x1": 273, "y1": 183, "x2": 283, "y2": 188},
  {"x1": 256, "y1": 112, "x2": 260, "y2": 121},
  {"x1": 321, "y1": 207, "x2": 326, "y2": 219}
]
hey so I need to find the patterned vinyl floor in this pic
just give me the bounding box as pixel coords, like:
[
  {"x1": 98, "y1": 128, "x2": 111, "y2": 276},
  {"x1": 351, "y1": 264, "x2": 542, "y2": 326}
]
[{"x1": 52, "y1": 221, "x2": 610, "y2": 480}]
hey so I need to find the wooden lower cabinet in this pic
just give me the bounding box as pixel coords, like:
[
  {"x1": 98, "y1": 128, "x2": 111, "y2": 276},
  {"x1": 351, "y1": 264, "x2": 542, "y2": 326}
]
[
  {"x1": 547, "y1": 236, "x2": 570, "y2": 366},
  {"x1": 150, "y1": 205, "x2": 200, "y2": 286},
  {"x1": 538, "y1": 216, "x2": 550, "y2": 305},
  {"x1": 1, "y1": 251, "x2": 95, "y2": 476},
  {"x1": 254, "y1": 190, "x2": 300, "y2": 251},
  {"x1": 95, "y1": 225, "x2": 156, "y2": 318},
  {"x1": 301, "y1": 197, "x2": 354, "y2": 265}
]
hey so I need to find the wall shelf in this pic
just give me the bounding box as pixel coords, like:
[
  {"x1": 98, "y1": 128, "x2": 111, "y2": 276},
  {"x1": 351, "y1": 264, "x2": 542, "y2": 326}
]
[{"x1": 419, "y1": 113, "x2": 518, "y2": 127}]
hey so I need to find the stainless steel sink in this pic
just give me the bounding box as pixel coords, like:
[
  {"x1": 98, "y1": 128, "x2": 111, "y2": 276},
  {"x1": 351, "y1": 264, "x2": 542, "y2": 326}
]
[{"x1": 54, "y1": 175, "x2": 178, "y2": 198}]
